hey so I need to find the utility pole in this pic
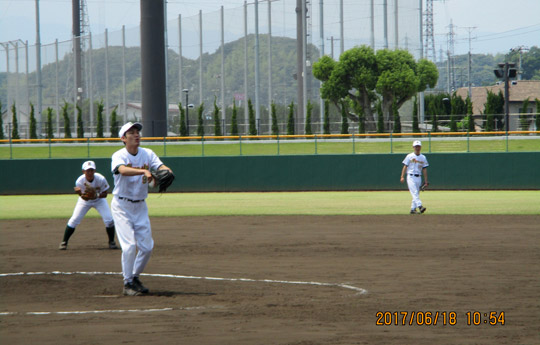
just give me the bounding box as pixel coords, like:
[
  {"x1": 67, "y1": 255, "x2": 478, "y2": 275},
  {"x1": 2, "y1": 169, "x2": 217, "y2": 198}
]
[
  {"x1": 494, "y1": 63, "x2": 517, "y2": 132},
  {"x1": 326, "y1": 36, "x2": 339, "y2": 60},
  {"x1": 511, "y1": 46, "x2": 529, "y2": 80},
  {"x1": 447, "y1": 20, "x2": 456, "y2": 93},
  {"x1": 463, "y1": 27, "x2": 476, "y2": 99}
]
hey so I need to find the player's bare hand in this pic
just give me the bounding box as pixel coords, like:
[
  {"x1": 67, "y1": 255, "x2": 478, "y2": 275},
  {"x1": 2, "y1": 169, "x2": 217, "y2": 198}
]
[
  {"x1": 400, "y1": 177, "x2": 405, "y2": 183},
  {"x1": 144, "y1": 169, "x2": 153, "y2": 183}
]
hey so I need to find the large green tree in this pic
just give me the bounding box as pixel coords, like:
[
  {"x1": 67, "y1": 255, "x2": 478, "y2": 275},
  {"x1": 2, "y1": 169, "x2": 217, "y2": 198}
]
[
  {"x1": 213, "y1": 98, "x2": 222, "y2": 138},
  {"x1": 313, "y1": 46, "x2": 438, "y2": 132}
]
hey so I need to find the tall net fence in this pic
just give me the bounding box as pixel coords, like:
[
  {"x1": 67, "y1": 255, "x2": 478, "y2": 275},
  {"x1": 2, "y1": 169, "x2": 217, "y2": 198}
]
[{"x1": 1, "y1": 0, "x2": 424, "y2": 138}]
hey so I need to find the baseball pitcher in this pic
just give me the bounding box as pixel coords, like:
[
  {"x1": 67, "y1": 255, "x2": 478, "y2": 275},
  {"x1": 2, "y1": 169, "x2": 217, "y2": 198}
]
[{"x1": 111, "y1": 122, "x2": 174, "y2": 296}]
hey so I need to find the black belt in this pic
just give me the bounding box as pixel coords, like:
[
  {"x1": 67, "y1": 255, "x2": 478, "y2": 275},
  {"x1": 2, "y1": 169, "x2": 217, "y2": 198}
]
[
  {"x1": 118, "y1": 196, "x2": 144, "y2": 203},
  {"x1": 410, "y1": 174, "x2": 420, "y2": 177}
]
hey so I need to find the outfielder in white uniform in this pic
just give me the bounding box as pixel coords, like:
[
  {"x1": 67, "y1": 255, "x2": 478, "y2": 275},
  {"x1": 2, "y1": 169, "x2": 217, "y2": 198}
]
[
  {"x1": 111, "y1": 122, "x2": 173, "y2": 296},
  {"x1": 59, "y1": 160, "x2": 118, "y2": 250},
  {"x1": 400, "y1": 140, "x2": 429, "y2": 214}
]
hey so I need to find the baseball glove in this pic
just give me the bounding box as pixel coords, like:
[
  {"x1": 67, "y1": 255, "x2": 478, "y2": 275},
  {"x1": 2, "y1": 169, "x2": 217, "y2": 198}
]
[
  {"x1": 151, "y1": 169, "x2": 175, "y2": 193},
  {"x1": 82, "y1": 186, "x2": 97, "y2": 200},
  {"x1": 420, "y1": 183, "x2": 429, "y2": 192}
]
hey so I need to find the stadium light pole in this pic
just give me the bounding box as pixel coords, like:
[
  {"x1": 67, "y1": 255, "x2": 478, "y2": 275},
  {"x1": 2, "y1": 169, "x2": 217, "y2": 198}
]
[{"x1": 494, "y1": 62, "x2": 517, "y2": 133}]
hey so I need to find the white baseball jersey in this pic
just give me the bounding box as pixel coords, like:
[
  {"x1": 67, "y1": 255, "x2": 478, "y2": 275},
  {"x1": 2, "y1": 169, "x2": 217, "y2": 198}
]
[
  {"x1": 111, "y1": 147, "x2": 163, "y2": 200},
  {"x1": 75, "y1": 172, "x2": 110, "y2": 201},
  {"x1": 68, "y1": 172, "x2": 113, "y2": 228},
  {"x1": 402, "y1": 153, "x2": 429, "y2": 175}
]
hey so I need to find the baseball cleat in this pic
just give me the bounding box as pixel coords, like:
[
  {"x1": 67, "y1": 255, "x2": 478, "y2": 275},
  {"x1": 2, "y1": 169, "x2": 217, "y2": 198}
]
[
  {"x1": 123, "y1": 282, "x2": 142, "y2": 296},
  {"x1": 108, "y1": 241, "x2": 119, "y2": 249},
  {"x1": 419, "y1": 206, "x2": 427, "y2": 214},
  {"x1": 410, "y1": 210, "x2": 418, "y2": 214},
  {"x1": 58, "y1": 242, "x2": 67, "y2": 250},
  {"x1": 132, "y1": 277, "x2": 149, "y2": 294}
]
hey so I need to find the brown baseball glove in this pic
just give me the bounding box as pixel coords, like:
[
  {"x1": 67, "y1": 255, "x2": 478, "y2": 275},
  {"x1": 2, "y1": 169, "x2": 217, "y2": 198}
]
[{"x1": 81, "y1": 186, "x2": 98, "y2": 200}]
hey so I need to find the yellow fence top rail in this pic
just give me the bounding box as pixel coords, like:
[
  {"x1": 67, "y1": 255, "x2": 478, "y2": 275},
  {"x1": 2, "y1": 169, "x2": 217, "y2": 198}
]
[{"x1": 0, "y1": 131, "x2": 539, "y2": 144}]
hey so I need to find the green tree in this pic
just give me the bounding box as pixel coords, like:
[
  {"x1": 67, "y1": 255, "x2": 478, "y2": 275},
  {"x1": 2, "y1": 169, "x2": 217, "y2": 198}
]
[
  {"x1": 340, "y1": 101, "x2": 349, "y2": 134},
  {"x1": 213, "y1": 98, "x2": 222, "y2": 138},
  {"x1": 376, "y1": 101, "x2": 384, "y2": 133},
  {"x1": 287, "y1": 101, "x2": 295, "y2": 135},
  {"x1": 432, "y1": 113, "x2": 439, "y2": 132},
  {"x1": 466, "y1": 96, "x2": 475, "y2": 132},
  {"x1": 376, "y1": 49, "x2": 438, "y2": 130},
  {"x1": 313, "y1": 47, "x2": 378, "y2": 130},
  {"x1": 29, "y1": 103, "x2": 37, "y2": 139},
  {"x1": 323, "y1": 101, "x2": 330, "y2": 134},
  {"x1": 62, "y1": 102, "x2": 72, "y2": 138},
  {"x1": 96, "y1": 101, "x2": 104, "y2": 138},
  {"x1": 271, "y1": 101, "x2": 278, "y2": 136},
  {"x1": 483, "y1": 90, "x2": 503, "y2": 131},
  {"x1": 46, "y1": 107, "x2": 54, "y2": 139},
  {"x1": 110, "y1": 106, "x2": 119, "y2": 138},
  {"x1": 519, "y1": 97, "x2": 530, "y2": 130},
  {"x1": 353, "y1": 101, "x2": 366, "y2": 134},
  {"x1": 392, "y1": 101, "x2": 401, "y2": 133},
  {"x1": 11, "y1": 103, "x2": 20, "y2": 139},
  {"x1": 197, "y1": 103, "x2": 205, "y2": 137},
  {"x1": 0, "y1": 101, "x2": 4, "y2": 140},
  {"x1": 248, "y1": 99, "x2": 257, "y2": 136},
  {"x1": 231, "y1": 100, "x2": 239, "y2": 136},
  {"x1": 412, "y1": 96, "x2": 420, "y2": 133},
  {"x1": 178, "y1": 102, "x2": 187, "y2": 137},
  {"x1": 76, "y1": 105, "x2": 84, "y2": 138},
  {"x1": 305, "y1": 100, "x2": 313, "y2": 135}
]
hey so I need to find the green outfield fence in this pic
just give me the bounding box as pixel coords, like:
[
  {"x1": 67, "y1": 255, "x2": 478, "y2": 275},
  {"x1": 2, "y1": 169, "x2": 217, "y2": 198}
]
[
  {"x1": 0, "y1": 131, "x2": 539, "y2": 159},
  {"x1": 1, "y1": 152, "x2": 539, "y2": 194}
]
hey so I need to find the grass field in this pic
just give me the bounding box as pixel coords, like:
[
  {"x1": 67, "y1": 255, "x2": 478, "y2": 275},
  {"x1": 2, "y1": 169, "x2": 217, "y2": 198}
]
[
  {"x1": 1, "y1": 137, "x2": 539, "y2": 159},
  {"x1": 1, "y1": 191, "x2": 538, "y2": 219}
]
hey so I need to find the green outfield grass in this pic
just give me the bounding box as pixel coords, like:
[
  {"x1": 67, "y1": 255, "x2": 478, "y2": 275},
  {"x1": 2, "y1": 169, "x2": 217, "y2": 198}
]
[
  {"x1": 1, "y1": 137, "x2": 539, "y2": 159},
  {"x1": 0, "y1": 191, "x2": 538, "y2": 219}
]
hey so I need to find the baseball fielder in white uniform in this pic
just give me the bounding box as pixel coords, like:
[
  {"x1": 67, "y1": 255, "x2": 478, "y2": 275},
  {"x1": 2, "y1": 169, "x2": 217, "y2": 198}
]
[
  {"x1": 400, "y1": 140, "x2": 429, "y2": 214},
  {"x1": 111, "y1": 122, "x2": 173, "y2": 296},
  {"x1": 59, "y1": 160, "x2": 118, "y2": 250}
]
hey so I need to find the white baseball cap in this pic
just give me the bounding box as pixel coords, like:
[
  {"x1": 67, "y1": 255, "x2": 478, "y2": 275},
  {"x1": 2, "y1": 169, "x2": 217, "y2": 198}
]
[
  {"x1": 82, "y1": 160, "x2": 96, "y2": 170},
  {"x1": 413, "y1": 140, "x2": 422, "y2": 147},
  {"x1": 119, "y1": 122, "x2": 143, "y2": 138}
]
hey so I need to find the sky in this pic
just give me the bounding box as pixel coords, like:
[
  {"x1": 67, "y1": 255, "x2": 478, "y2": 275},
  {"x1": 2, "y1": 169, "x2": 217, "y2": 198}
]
[{"x1": 1, "y1": 0, "x2": 539, "y2": 65}]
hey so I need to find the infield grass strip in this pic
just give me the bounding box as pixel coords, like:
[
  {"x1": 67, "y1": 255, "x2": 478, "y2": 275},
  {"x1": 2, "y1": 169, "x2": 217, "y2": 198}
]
[{"x1": 0, "y1": 191, "x2": 538, "y2": 219}]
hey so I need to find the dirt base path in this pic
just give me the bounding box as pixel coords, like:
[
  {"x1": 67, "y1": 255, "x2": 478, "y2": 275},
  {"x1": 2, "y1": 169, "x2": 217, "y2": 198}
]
[{"x1": 1, "y1": 215, "x2": 539, "y2": 345}]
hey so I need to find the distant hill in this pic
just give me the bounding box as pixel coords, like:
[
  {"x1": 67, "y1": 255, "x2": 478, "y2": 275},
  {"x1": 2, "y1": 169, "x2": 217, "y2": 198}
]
[{"x1": 0, "y1": 34, "x2": 321, "y2": 111}]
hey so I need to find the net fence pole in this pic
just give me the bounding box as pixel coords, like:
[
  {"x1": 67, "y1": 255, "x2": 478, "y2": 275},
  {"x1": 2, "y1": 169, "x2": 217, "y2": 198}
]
[
  {"x1": 105, "y1": 29, "x2": 109, "y2": 133},
  {"x1": 55, "y1": 39, "x2": 60, "y2": 138},
  {"x1": 199, "y1": 10, "x2": 203, "y2": 106},
  {"x1": 221, "y1": 6, "x2": 226, "y2": 135}
]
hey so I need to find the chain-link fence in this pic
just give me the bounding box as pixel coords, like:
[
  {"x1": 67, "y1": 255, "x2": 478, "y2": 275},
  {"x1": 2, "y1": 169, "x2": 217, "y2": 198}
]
[{"x1": 1, "y1": 0, "x2": 425, "y2": 139}]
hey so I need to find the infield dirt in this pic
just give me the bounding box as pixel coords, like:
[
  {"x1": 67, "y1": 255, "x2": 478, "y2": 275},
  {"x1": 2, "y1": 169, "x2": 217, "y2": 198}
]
[{"x1": 1, "y1": 215, "x2": 539, "y2": 345}]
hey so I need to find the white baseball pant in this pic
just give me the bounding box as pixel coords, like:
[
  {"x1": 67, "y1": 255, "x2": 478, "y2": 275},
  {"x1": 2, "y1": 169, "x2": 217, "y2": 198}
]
[
  {"x1": 111, "y1": 197, "x2": 154, "y2": 284},
  {"x1": 67, "y1": 198, "x2": 114, "y2": 228},
  {"x1": 407, "y1": 174, "x2": 423, "y2": 210}
]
